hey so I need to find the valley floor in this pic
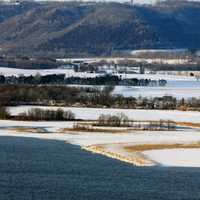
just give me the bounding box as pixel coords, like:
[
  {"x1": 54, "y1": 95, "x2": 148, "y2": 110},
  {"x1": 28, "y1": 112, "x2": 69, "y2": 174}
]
[{"x1": 1, "y1": 106, "x2": 200, "y2": 168}]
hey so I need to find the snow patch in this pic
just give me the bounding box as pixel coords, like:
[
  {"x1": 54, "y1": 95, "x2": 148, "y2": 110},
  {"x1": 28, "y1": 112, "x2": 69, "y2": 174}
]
[{"x1": 143, "y1": 149, "x2": 200, "y2": 167}]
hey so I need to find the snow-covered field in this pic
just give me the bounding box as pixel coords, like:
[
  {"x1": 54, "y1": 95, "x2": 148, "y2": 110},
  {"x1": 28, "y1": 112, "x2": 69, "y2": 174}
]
[
  {"x1": 143, "y1": 149, "x2": 200, "y2": 167},
  {"x1": 58, "y1": 54, "x2": 192, "y2": 65},
  {"x1": 115, "y1": 77, "x2": 200, "y2": 99},
  {"x1": 66, "y1": 82, "x2": 200, "y2": 99},
  {"x1": 114, "y1": 85, "x2": 200, "y2": 99},
  {"x1": 129, "y1": 49, "x2": 187, "y2": 55},
  {"x1": 0, "y1": 67, "x2": 95, "y2": 77},
  {"x1": 0, "y1": 67, "x2": 197, "y2": 80},
  {"x1": 9, "y1": 106, "x2": 200, "y2": 123},
  {"x1": 0, "y1": 120, "x2": 199, "y2": 146},
  {"x1": 1, "y1": 67, "x2": 200, "y2": 99}
]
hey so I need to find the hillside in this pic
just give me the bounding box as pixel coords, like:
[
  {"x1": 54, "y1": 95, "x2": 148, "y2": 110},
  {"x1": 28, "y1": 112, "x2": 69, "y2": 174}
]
[{"x1": 0, "y1": 1, "x2": 200, "y2": 57}]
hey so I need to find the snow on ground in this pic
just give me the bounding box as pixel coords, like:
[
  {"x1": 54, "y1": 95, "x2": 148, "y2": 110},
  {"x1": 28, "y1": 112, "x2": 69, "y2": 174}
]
[
  {"x1": 129, "y1": 58, "x2": 190, "y2": 65},
  {"x1": 1, "y1": 119, "x2": 200, "y2": 167},
  {"x1": 59, "y1": 131, "x2": 200, "y2": 146},
  {"x1": 129, "y1": 49, "x2": 187, "y2": 55},
  {"x1": 58, "y1": 81, "x2": 200, "y2": 99},
  {"x1": 113, "y1": 85, "x2": 200, "y2": 99},
  {"x1": 0, "y1": 67, "x2": 98, "y2": 77},
  {"x1": 166, "y1": 80, "x2": 200, "y2": 87},
  {"x1": 119, "y1": 74, "x2": 198, "y2": 81},
  {"x1": 143, "y1": 149, "x2": 200, "y2": 167},
  {"x1": 113, "y1": 78, "x2": 200, "y2": 100},
  {"x1": 0, "y1": 120, "x2": 199, "y2": 146},
  {"x1": 9, "y1": 106, "x2": 200, "y2": 123},
  {"x1": 0, "y1": 67, "x2": 198, "y2": 81},
  {"x1": 0, "y1": 120, "x2": 74, "y2": 132},
  {"x1": 113, "y1": 78, "x2": 200, "y2": 99},
  {"x1": 1, "y1": 67, "x2": 200, "y2": 99},
  {"x1": 58, "y1": 53, "x2": 191, "y2": 65}
]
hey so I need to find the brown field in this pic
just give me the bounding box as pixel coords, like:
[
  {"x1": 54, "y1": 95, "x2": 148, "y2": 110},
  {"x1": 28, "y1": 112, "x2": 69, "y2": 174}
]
[
  {"x1": 176, "y1": 122, "x2": 200, "y2": 128},
  {"x1": 7, "y1": 127, "x2": 47, "y2": 133},
  {"x1": 59, "y1": 127, "x2": 128, "y2": 134},
  {"x1": 124, "y1": 143, "x2": 200, "y2": 152}
]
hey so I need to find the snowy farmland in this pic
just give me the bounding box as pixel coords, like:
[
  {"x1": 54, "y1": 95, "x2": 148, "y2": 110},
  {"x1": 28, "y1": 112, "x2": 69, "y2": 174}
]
[
  {"x1": 0, "y1": 67, "x2": 87, "y2": 77},
  {"x1": 1, "y1": 120, "x2": 199, "y2": 146},
  {"x1": 143, "y1": 149, "x2": 200, "y2": 167},
  {"x1": 0, "y1": 67, "x2": 200, "y2": 99},
  {"x1": 1, "y1": 66, "x2": 200, "y2": 167},
  {"x1": 0, "y1": 67, "x2": 197, "y2": 80},
  {"x1": 9, "y1": 106, "x2": 200, "y2": 123},
  {"x1": 113, "y1": 85, "x2": 200, "y2": 99}
]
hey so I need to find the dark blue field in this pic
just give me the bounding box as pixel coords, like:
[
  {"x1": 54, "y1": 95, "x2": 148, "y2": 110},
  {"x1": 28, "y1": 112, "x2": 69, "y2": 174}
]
[{"x1": 0, "y1": 136, "x2": 200, "y2": 200}]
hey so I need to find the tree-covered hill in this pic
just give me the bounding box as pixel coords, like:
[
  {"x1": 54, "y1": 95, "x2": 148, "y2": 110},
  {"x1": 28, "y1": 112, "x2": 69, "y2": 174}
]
[{"x1": 0, "y1": 1, "x2": 200, "y2": 57}]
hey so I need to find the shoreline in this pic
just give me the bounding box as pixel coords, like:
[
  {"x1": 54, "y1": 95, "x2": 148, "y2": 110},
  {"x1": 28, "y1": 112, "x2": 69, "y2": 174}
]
[
  {"x1": 82, "y1": 142, "x2": 200, "y2": 167},
  {"x1": 82, "y1": 145, "x2": 155, "y2": 167},
  {"x1": 0, "y1": 119, "x2": 200, "y2": 167}
]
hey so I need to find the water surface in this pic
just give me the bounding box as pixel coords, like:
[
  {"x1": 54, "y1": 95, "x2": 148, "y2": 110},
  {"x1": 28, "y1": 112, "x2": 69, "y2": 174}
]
[{"x1": 0, "y1": 136, "x2": 200, "y2": 200}]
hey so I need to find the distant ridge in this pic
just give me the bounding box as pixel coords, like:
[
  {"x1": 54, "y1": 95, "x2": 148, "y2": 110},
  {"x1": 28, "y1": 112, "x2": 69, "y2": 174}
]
[{"x1": 0, "y1": 0, "x2": 200, "y2": 57}]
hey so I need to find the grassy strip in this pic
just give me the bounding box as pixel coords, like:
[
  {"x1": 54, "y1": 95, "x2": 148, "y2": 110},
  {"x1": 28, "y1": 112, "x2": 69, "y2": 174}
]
[
  {"x1": 124, "y1": 143, "x2": 200, "y2": 152},
  {"x1": 7, "y1": 127, "x2": 48, "y2": 133},
  {"x1": 176, "y1": 122, "x2": 200, "y2": 128},
  {"x1": 82, "y1": 145, "x2": 154, "y2": 166},
  {"x1": 59, "y1": 127, "x2": 128, "y2": 134}
]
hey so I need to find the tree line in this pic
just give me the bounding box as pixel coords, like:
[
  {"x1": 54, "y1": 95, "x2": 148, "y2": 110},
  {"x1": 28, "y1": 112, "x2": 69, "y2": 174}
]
[
  {"x1": 18, "y1": 108, "x2": 75, "y2": 121},
  {"x1": 0, "y1": 74, "x2": 167, "y2": 86},
  {"x1": 73, "y1": 113, "x2": 176, "y2": 131},
  {"x1": 96, "y1": 113, "x2": 176, "y2": 130},
  {"x1": 0, "y1": 85, "x2": 199, "y2": 111},
  {"x1": 0, "y1": 107, "x2": 76, "y2": 121}
]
